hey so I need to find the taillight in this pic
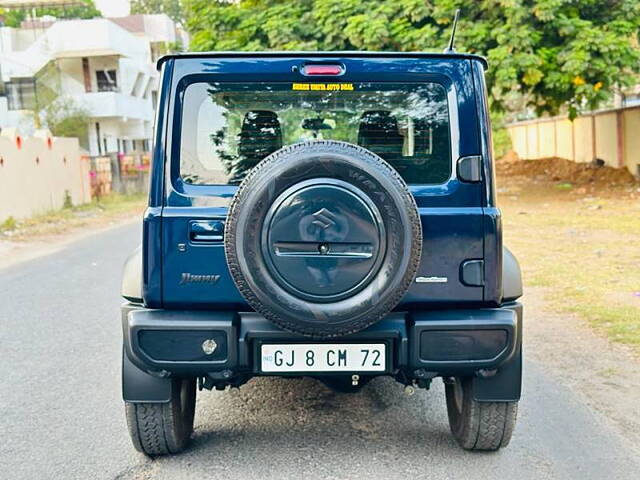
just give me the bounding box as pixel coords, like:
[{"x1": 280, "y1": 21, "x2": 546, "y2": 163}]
[{"x1": 302, "y1": 64, "x2": 344, "y2": 76}]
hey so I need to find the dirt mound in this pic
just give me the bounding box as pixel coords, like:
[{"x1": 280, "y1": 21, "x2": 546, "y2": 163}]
[
  {"x1": 500, "y1": 150, "x2": 520, "y2": 163},
  {"x1": 496, "y1": 153, "x2": 639, "y2": 189}
]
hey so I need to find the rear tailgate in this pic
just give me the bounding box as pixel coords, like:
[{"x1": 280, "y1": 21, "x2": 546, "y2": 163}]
[{"x1": 151, "y1": 55, "x2": 492, "y2": 309}]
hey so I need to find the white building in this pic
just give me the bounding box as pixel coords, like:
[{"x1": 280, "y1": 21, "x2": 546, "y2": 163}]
[{"x1": 0, "y1": 14, "x2": 184, "y2": 156}]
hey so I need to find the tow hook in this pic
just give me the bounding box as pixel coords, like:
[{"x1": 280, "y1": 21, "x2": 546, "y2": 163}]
[
  {"x1": 351, "y1": 374, "x2": 360, "y2": 386},
  {"x1": 413, "y1": 369, "x2": 437, "y2": 390},
  {"x1": 199, "y1": 369, "x2": 235, "y2": 391}
]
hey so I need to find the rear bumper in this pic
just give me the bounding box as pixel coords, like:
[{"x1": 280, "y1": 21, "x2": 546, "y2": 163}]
[{"x1": 122, "y1": 303, "x2": 522, "y2": 393}]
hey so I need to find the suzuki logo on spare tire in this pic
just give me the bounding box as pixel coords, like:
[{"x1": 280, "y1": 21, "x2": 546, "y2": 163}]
[
  {"x1": 301, "y1": 207, "x2": 349, "y2": 242},
  {"x1": 311, "y1": 208, "x2": 337, "y2": 230},
  {"x1": 224, "y1": 140, "x2": 422, "y2": 338}
]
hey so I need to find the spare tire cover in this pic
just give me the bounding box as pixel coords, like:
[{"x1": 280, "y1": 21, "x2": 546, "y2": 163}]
[{"x1": 225, "y1": 140, "x2": 421, "y2": 337}]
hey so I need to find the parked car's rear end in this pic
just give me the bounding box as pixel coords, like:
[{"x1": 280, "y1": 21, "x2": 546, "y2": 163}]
[{"x1": 121, "y1": 52, "x2": 523, "y2": 455}]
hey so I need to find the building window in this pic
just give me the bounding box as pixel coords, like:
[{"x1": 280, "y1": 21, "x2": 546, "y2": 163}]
[
  {"x1": 6, "y1": 79, "x2": 37, "y2": 110},
  {"x1": 96, "y1": 70, "x2": 118, "y2": 92}
]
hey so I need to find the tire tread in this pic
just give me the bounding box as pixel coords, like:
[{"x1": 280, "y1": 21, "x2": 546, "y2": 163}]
[
  {"x1": 126, "y1": 403, "x2": 171, "y2": 455},
  {"x1": 124, "y1": 379, "x2": 196, "y2": 456},
  {"x1": 445, "y1": 378, "x2": 518, "y2": 451}
]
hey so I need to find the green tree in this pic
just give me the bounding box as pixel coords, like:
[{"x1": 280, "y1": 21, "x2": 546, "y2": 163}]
[
  {"x1": 184, "y1": 0, "x2": 640, "y2": 118},
  {"x1": 0, "y1": 0, "x2": 101, "y2": 27},
  {"x1": 130, "y1": 0, "x2": 184, "y2": 25},
  {"x1": 41, "y1": 96, "x2": 91, "y2": 148}
]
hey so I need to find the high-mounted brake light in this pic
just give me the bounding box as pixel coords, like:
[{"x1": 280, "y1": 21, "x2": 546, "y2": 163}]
[{"x1": 302, "y1": 64, "x2": 344, "y2": 76}]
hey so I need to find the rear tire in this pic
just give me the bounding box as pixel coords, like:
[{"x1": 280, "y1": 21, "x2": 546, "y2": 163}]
[
  {"x1": 445, "y1": 377, "x2": 517, "y2": 451},
  {"x1": 125, "y1": 378, "x2": 196, "y2": 456}
]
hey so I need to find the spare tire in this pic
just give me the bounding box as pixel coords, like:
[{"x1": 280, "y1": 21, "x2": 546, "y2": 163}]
[{"x1": 225, "y1": 140, "x2": 421, "y2": 337}]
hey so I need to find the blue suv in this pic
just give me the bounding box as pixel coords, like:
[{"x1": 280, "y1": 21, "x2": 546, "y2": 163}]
[{"x1": 121, "y1": 52, "x2": 523, "y2": 455}]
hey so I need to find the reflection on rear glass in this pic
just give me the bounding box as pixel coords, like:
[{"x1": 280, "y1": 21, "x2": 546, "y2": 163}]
[{"x1": 180, "y1": 82, "x2": 451, "y2": 185}]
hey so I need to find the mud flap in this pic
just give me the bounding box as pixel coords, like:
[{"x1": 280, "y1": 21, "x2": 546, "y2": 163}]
[
  {"x1": 472, "y1": 346, "x2": 522, "y2": 402},
  {"x1": 472, "y1": 302, "x2": 523, "y2": 402},
  {"x1": 122, "y1": 350, "x2": 173, "y2": 403}
]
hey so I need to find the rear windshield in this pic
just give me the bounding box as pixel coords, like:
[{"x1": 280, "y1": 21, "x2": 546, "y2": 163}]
[{"x1": 179, "y1": 82, "x2": 451, "y2": 185}]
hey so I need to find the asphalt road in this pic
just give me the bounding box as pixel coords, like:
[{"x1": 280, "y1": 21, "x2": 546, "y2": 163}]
[{"x1": 1, "y1": 223, "x2": 638, "y2": 480}]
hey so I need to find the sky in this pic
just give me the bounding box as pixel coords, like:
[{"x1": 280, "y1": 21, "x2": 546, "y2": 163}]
[{"x1": 94, "y1": 0, "x2": 130, "y2": 17}]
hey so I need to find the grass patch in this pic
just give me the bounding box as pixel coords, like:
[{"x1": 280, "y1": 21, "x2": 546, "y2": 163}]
[
  {"x1": 0, "y1": 193, "x2": 146, "y2": 240},
  {"x1": 500, "y1": 184, "x2": 640, "y2": 353},
  {"x1": 0, "y1": 216, "x2": 17, "y2": 232}
]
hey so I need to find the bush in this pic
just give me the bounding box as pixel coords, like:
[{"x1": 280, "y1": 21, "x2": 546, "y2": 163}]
[
  {"x1": 492, "y1": 126, "x2": 513, "y2": 160},
  {"x1": 490, "y1": 112, "x2": 512, "y2": 160},
  {"x1": 41, "y1": 96, "x2": 90, "y2": 145},
  {"x1": 0, "y1": 216, "x2": 18, "y2": 232},
  {"x1": 63, "y1": 190, "x2": 73, "y2": 209}
]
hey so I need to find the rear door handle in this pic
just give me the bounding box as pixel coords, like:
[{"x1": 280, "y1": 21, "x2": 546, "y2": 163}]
[{"x1": 189, "y1": 220, "x2": 225, "y2": 242}]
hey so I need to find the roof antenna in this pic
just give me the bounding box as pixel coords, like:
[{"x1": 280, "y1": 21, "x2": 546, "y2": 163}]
[{"x1": 443, "y1": 9, "x2": 461, "y2": 53}]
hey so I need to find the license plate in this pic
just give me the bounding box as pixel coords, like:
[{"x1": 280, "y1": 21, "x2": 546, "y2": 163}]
[{"x1": 260, "y1": 343, "x2": 386, "y2": 373}]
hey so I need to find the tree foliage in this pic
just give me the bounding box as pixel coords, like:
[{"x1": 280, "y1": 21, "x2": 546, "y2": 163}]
[
  {"x1": 42, "y1": 96, "x2": 91, "y2": 146},
  {"x1": 131, "y1": 0, "x2": 185, "y2": 25},
  {"x1": 184, "y1": 0, "x2": 640, "y2": 118},
  {"x1": 0, "y1": 0, "x2": 101, "y2": 27}
]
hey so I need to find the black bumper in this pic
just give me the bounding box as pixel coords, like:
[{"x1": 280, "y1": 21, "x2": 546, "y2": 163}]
[{"x1": 122, "y1": 303, "x2": 522, "y2": 403}]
